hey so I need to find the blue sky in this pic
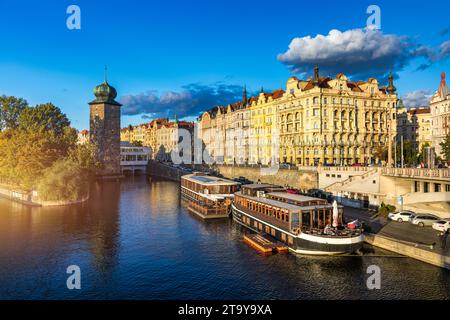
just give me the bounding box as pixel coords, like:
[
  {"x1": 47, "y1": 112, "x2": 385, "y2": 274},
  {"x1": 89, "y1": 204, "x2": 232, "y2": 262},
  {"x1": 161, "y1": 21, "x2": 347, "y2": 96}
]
[{"x1": 0, "y1": 0, "x2": 449, "y2": 130}]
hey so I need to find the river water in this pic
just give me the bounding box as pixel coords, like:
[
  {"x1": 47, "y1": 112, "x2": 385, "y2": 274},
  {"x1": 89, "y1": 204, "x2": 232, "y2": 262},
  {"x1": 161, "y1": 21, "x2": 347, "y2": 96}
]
[{"x1": 0, "y1": 177, "x2": 448, "y2": 300}]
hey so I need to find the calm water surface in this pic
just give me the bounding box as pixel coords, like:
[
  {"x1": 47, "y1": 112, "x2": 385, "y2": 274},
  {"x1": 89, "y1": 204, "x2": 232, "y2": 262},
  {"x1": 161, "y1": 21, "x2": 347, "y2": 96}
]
[{"x1": 0, "y1": 177, "x2": 449, "y2": 300}]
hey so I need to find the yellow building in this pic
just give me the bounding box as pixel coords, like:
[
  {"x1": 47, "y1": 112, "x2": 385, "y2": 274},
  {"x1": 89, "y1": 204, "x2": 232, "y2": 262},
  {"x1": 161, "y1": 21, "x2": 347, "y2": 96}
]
[
  {"x1": 278, "y1": 68, "x2": 398, "y2": 166},
  {"x1": 397, "y1": 106, "x2": 432, "y2": 152},
  {"x1": 249, "y1": 88, "x2": 284, "y2": 165},
  {"x1": 197, "y1": 67, "x2": 398, "y2": 166},
  {"x1": 198, "y1": 89, "x2": 251, "y2": 164},
  {"x1": 121, "y1": 118, "x2": 193, "y2": 160}
]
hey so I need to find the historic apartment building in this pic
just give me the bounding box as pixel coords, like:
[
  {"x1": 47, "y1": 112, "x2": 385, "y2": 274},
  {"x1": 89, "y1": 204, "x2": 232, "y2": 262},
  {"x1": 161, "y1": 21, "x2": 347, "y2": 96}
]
[
  {"x1": 397, "y1": 105, "x2": 432, "y2": 152},
  {"x1": 121, "y1": 118, "x2": 194, "y2": 160},
  {"x1": 430, "y1": 71, "x2": 450, "y2": 156},
  {"x1": 197, "y1": 66, "x2": 398, "y2": 166}
]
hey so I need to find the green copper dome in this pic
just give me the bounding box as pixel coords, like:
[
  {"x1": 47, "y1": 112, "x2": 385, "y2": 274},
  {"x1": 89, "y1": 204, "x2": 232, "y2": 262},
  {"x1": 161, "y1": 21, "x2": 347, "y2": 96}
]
[
  {"x1": 94, "y1": 81, "x2": 117, "y2": 101},
  {"x1": 89, "y1": 80, "x2": 122, "y2": 106}
]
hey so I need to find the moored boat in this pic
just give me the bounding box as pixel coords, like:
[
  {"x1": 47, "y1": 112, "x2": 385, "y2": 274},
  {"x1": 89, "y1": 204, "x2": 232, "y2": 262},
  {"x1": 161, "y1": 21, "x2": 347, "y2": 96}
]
[
  {"x1": 180, "y1": 173, "x2": 241, "y2": 219},
  {"x1": 231, "y1": 184, "x2": 364, "y2": 255}
]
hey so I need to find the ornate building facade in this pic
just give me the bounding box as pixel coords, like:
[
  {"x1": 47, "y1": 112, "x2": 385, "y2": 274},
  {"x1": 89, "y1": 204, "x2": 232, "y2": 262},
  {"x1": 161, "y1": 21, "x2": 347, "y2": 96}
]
[
  {"x1": 430, "y1": 72, "x2": 450, "y2": 157},
  {"x1": 197, "y1": 67, "x2": 398, "y2": 166},
  {"x1": 120, "y1": 118, "x2": 193, "y2": 161},
  {"x1": 397, "y1": 106, "x2": 432, "y2": 152}
]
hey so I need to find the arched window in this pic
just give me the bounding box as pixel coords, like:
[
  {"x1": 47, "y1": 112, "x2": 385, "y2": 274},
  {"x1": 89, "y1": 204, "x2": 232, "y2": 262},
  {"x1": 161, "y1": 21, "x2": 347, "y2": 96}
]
[{"x1": 313, "y1": 97, "x2": 319, "y2": 105}]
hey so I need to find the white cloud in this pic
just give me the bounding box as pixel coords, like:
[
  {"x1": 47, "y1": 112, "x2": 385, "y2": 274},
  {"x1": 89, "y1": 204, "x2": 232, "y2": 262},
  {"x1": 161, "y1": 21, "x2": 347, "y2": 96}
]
[
  {"x1": 402, "y1": 90, "x2": 432, "y2": 108},
  {"x1": 278, "y1": 28, "x2": 441, "y2": 81},
  {"x1": 120, "y1": 83, "x2": 247, "y2": 119}
]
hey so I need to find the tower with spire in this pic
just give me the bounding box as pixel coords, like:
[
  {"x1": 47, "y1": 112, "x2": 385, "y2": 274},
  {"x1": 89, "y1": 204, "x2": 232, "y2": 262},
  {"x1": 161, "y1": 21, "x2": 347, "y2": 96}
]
[
  {"x1": 242, "y1": 84, "x2": 248, "y2": 107},
  {"x1": 313, "y1": 64, "x2": 320, "y2": 86},
  {"x1": 437, "y1": 71, "x2": 450, "y2": 99},
  {"x1": 386, "y1": 71, "x2": 397, "y2": 95},
  {"x1": 89, "y1": 66, "x2": 122, "y2": 177}
]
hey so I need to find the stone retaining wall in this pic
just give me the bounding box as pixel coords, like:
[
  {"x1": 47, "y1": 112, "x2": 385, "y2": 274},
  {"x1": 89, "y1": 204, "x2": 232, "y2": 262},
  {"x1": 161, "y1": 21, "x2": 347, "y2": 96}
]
[
  {"x1": 0, "y1": 185, "x2": 88, "y2": 207},
  {"x1": 216, "y1": 165, "x2": 318, "y2": 190},
  {"x1": 364, "y1": 233, "x2": 450, "y2": 270},
  {"x1": 147, "y1": 161, "x2": 186, "y2": 182}
]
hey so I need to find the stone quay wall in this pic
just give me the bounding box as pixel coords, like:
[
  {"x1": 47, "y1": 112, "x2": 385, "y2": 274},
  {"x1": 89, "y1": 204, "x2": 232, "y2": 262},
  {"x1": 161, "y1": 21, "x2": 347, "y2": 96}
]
[
  {"x1": 364, "y1": 233, "x2": 450, "y2": 270},
  {"x1": 216, "y1": 165, "x2": 318, "y2": 191},
  {"x1": 147, "y1": 161, "x2": 188, "y2": 182}
]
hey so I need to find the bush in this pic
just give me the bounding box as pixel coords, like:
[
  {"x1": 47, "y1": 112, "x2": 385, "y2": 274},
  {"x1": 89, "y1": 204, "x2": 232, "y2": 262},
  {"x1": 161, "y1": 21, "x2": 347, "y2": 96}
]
[
  {"x1": 362, "y1": 223, "x2": 372, "y2": 233},
  {"x1": 36, "y1": 158, "x2": 89, "y2": 202},
  {"x1": 378, "y1": 202, "x2": 396, "y2": 218}
]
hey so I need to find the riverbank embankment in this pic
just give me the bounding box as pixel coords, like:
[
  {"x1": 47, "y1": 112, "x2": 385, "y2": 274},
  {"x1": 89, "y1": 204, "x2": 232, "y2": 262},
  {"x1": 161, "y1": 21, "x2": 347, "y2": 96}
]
[{"x1": 0, "y1": 184, "x2": 88, "y2": 207}]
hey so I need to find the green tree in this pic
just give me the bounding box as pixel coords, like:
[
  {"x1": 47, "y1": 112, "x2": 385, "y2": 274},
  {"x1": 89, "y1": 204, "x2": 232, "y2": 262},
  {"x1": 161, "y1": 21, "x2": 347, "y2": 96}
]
[
  {"x1": 18, "y1": 103, "x2": 71, "y2": 135},
  {"x1": 374, "y1": 145, "x2": 388, "y2": 163},
  {"x1": 396, "y1": 139, "x2": 417, "y2": 166},
  {"x1": 37, "y1": 143, "x2": 99, "y2": 201},
  {"x1": 36, "y1": 158, "x2": 87, "y2": 202},
  {"x1": 440, "y1": 134, "x2": 450, "y2": 161},
  {"x1": 0, "y1": 99, "x2": 78, "y2": 190},
  {"x1": 417, "y1": 142, "x2": 431, "y2": 164},
  {"x1": 403, "y1": 140, "x2": 416, "y2": 165},
  {"x1": 67, "y1": 142, "x2": 100, "y2": 176},
  {"x1": 131, "y1": 140, "x2": 143, "y2": 147},
  {"x1": 0, "y1": 95, "x2": 28, "y2": 130},
  {"x1": 0, "y1": 128, "x2": 77, "y2": 189}
]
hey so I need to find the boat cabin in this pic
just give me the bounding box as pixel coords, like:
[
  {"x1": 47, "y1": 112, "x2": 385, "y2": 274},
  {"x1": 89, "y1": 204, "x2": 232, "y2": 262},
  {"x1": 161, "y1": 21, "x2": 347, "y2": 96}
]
[{"x1": 235, "y1": 185, "x2": 343, "y2": 234}]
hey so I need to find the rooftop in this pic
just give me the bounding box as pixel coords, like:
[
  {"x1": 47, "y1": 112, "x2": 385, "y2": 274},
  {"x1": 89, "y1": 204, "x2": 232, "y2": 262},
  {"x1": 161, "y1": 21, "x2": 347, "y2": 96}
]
[
  {"x1": 182, "y1": 174, "x2": 240, "y2": 186},
  {"x1": 238, "y1": 192, "x2": 334, "y2": 212},
  {"x1": 242, "y1": 184, "x2": 279, "y2": 189},
  {"x1": 267, "y1": 192, "x2": 326, "y2": 203}
]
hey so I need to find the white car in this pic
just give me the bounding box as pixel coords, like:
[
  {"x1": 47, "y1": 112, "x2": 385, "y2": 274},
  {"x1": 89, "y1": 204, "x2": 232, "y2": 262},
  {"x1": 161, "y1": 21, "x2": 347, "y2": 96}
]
[
  {"x1": 411, "y1": 214, "x2": 440, "y2": 227},
  {"x1": 432, "y1": 220, "x2": 450, "y2": 232},
  {"x1": 388, "y1": 211, "x2": 415, "y2": 223}
]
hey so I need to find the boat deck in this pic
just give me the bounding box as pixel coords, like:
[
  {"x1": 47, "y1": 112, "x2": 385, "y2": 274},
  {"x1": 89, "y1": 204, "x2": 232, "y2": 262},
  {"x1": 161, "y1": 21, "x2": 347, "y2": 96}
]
[{"x1": 243, "y1": 233, "x2": 288, "y2": 254}]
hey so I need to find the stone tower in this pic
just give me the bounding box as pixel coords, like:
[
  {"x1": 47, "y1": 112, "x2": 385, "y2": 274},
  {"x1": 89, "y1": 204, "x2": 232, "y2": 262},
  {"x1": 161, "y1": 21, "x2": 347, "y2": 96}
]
[{"x1": 89, "y1": 71, "x2": 122, "y2": 177}]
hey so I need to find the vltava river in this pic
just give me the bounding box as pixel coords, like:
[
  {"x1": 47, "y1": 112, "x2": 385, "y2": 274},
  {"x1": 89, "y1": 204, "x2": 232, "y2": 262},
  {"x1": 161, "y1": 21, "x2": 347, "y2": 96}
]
[{"x1": 0, "y1": 177, "x2": 449, "y2": 299}]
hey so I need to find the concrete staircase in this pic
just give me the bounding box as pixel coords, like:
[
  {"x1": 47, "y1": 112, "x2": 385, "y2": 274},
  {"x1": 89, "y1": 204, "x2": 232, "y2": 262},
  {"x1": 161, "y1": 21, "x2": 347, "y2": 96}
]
[{"x1": 324, "y1": 169, "x2": 378, "y2": 193}]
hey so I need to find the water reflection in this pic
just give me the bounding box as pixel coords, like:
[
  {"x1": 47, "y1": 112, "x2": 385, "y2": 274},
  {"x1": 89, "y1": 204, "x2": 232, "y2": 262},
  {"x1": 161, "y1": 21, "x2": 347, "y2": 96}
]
[{"x1": 0, "y1": 176, "x2": 448, "y2": 300}]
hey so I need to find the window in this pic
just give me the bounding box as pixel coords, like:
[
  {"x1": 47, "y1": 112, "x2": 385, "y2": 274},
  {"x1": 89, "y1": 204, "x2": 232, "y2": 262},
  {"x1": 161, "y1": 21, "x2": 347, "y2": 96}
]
[{"x1": 434, "y1": 184, "x2": 441, "y2": 192}]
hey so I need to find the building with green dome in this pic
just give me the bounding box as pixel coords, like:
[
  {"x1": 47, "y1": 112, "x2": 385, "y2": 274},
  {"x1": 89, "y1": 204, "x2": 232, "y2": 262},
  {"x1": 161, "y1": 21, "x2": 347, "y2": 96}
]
[{"x1": 89, "y1": 72, "x2": 122, "y2": 178}]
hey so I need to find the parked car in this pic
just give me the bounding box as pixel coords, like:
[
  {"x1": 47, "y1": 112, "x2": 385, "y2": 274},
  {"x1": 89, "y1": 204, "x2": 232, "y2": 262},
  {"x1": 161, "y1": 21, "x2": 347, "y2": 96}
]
[
  {"x1": 279, "y1": 163, "x2": 291, "y2": 169},
  {"x1": 411, "y1": 214, "x2": 440, "y2": 227},
  {"x1": 351, "y1": 163, "x2": 363, "y2": 167},
  {"x1": 388, "y1": 210, "x2": 416, "y2": 223},
  {"x1": 432, "y1": 219, "x2": 450, "y2": 232}
]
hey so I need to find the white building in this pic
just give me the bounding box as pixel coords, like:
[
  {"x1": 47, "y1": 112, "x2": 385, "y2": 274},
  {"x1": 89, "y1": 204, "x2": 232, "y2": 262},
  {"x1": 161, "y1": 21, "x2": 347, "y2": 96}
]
[{"x1": 430, "y1": 71, "x2": 450, "y2": 156}]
